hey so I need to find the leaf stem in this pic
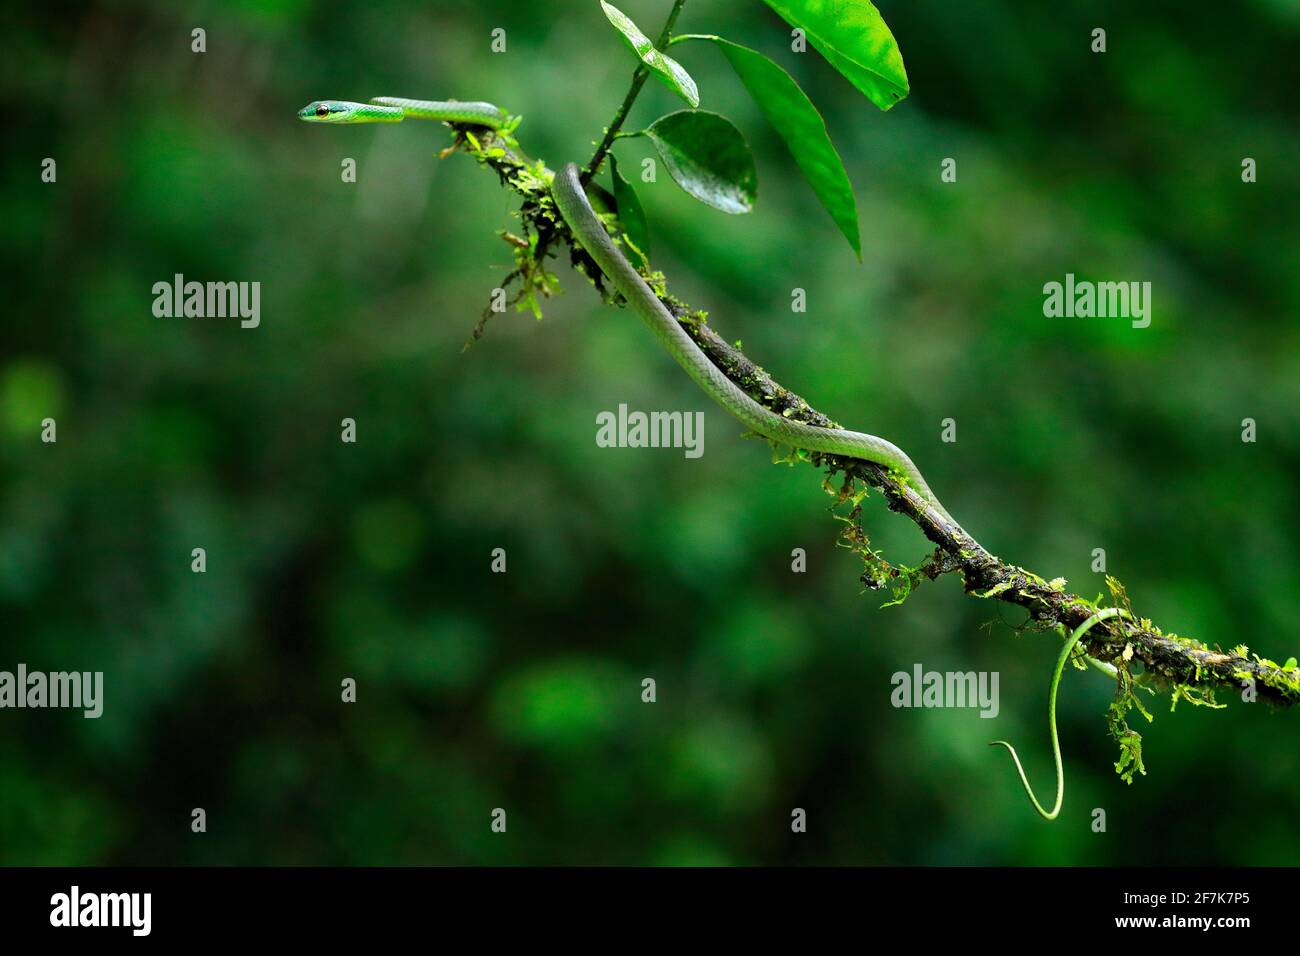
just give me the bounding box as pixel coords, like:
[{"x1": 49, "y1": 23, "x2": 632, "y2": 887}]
[{"x1": 582, "y1": 0, "x2": 688, "y2": 184}]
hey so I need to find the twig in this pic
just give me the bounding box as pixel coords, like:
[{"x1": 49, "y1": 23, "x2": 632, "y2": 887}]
[{"x1": 582, "y1": 0, "x2": 688, "y2": 184}]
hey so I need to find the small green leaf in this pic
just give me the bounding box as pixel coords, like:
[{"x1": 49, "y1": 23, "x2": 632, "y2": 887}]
[
  {"x1": 609, "y1": 155, "x2": 651, "y2": 266},
  {"x1": 600, "y1": 1, "x2": 700, "y2": 107},
  {"x1": 675, "y1": 35, "x2": 859, "y2": 257},
  {"x1": 758, "y1": 0, "x2": 909, "y2": 110},
  {"x1": 636, "y1": 111, "x2": 757, "y2": 215},
  {"x1": 584, "y1": 180, "x2": 618, "y2": 219}
]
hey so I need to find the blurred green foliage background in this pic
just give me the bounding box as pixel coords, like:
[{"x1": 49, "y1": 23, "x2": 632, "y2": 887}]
[{"x1": 3, "y1": 0, "x2": 1299, "y2": 865}]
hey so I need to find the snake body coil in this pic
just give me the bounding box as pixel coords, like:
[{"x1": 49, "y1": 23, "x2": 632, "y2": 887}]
[{"x1": 551, "y1": 163, "x2": 957, "y2": 524}]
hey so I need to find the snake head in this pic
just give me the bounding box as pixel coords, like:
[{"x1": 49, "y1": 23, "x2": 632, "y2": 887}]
[
  {"x1": 298, "y1": 100, "x2": 347, "y2": 122},
  {"x1": 297, "y1": 100, "x2": 399, "y2": 124}
]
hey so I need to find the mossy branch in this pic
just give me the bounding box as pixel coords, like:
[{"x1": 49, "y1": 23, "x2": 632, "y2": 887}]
[{"x1": 449, "y1": 119, "x2": 1300, "y2": 713}]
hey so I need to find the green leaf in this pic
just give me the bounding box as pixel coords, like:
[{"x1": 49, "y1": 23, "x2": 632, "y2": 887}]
[
  {"x1": 636, "y1": 111, "x2": 757, "y2": 215},
  {"x1": 609, "y1": 155, "x2": 651, "y2": 266},
  {"x1": 600, "y1": 1, "x2": 700, "y2": 107},
  {"x1": 758, "y1": 0, "x2": 909, "y2": 110},
  {"x1": 584, "y1": 180, "x2": 618, "y2": 219},
  {"x1": 676, "y1": 35, "x2": 859, "y2": 257}
]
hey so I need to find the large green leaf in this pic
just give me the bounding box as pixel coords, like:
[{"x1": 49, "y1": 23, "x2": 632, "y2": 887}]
[
  {"x1": 758, "y1": 0, "x2": 908, "y2": 111},
  {"x1": 609, "y1": 155, "x2": 651, "y2": 266},
  {"x1": 676, "y1": 35, "x2": 859, "y2": 257},
  {"x1": 636, "y1": 111, "x2": 757, "y2": 215},
  {"x1": 600, "y1": 1, "x2": 700, "y2": 107}
]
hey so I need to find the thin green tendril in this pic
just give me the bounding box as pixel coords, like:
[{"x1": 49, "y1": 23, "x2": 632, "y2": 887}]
[{"x1": 991, "y1": 607, "x2": 1132, "y2": 820}]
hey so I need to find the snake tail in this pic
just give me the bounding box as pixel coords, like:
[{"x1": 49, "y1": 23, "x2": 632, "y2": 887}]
[{"x1": 990, "y1": 607, "x2": 1131, "y2": 820}]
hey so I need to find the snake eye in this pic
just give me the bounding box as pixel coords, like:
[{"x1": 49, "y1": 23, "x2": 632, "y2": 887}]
[{"x1": 315, "y1": 103, "x2": 331, "y2": 117}]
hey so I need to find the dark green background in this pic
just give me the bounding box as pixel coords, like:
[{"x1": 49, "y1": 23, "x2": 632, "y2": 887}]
[{"x1": 3, "y1": 0, "x2": 1298, "y2": 865}]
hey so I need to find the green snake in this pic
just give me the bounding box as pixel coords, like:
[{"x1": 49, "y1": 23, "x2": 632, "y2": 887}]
[
  {"x1": 990, "y1": 607, "x2": 1131, "y2": 820},
  {"x1": 304, "y1": 97, "x2": 1152, "y2": 818},
  {"x1": 298, "y1": 96, "x2": 957, "y2": 525}
]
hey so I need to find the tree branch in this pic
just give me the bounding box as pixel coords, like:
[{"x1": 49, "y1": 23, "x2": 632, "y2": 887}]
[
  {"x1": 677, "y1": 317, "x2": 1298, "y2": 706},
  {"x1": 453, "y1": 116, "x2": 1300, "y2": 711}
]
